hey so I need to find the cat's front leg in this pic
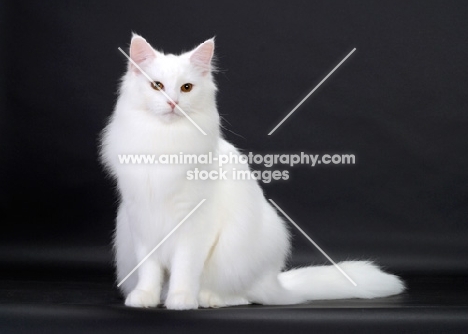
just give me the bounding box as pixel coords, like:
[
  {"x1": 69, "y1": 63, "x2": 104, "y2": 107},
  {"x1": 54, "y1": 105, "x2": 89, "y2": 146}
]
[
  {"x1": 125, "y1": 246, "x2": 163, "y2": 308},
  {"x1": 165, "y1": 242, "x2": 208, "y2": 310}
]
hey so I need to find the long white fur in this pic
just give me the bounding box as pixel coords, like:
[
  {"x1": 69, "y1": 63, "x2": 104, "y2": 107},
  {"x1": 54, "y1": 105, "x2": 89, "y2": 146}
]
[{"x1": 100, "y1": 35, "x2": 405, "y2": 310}]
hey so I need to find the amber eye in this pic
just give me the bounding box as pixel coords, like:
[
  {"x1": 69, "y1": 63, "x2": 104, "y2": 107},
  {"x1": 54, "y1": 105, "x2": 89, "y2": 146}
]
[
  {"x1": 151, "y1": 81, "x2": 164, "y2": 91},
  {"x1": 181, "y1": 83, "x2": 193, "y2": 92}
]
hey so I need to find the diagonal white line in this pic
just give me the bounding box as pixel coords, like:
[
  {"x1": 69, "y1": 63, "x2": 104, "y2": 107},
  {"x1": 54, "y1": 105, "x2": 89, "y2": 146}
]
[
  {"x1": 117, "y1": 199, "x2": 206, "y2": 288},
  {"x1": 268, "y1": 48, "x2": 356, "y2": 135},
  {"x1": 117, "y1": 47, "x2": 207, "y2": 136},
  {"x1": 268, "y1": 199, "x2": 357, "y2": 286}
]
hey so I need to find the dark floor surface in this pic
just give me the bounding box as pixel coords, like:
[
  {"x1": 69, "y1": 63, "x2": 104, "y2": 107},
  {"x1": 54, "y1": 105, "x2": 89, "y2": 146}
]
[{"x1": 1, "y1": 264, "x2": 467, "y2": 333}]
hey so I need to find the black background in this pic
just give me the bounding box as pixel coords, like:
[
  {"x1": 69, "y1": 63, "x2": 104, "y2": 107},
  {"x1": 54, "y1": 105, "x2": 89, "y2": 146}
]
[{"x1": 2, "y1": 0, "x2": 468, "y2": 280}]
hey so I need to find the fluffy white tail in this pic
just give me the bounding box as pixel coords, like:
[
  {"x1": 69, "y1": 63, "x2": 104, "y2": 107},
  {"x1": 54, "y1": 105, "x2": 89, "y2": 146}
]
[{"x1": 248, "y1": 261, "x2": 405, "y2": 305}]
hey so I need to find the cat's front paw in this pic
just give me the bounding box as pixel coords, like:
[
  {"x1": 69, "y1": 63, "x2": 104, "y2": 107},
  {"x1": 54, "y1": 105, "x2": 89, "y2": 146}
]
[
  {"x1": 125, "y1": 289, "x2": 159, "y2": 308},
  {"x1": 165, "y1": 290, "x2": 199, "y2": 310}
]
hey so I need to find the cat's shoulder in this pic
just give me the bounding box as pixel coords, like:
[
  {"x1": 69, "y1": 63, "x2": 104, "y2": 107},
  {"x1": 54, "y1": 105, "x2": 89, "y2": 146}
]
[{"x1": 218, "y1": 138, "x2": 241, "y2": 155}]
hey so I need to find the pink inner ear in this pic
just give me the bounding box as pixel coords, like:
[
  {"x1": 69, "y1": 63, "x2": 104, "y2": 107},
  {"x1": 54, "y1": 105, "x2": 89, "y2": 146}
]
[
  {"x1": 130, "y1": 37, "x2": 156, "y2": 66},
  {"x1": 190, "y1": 40, "x2": 214, "y2": 74}
]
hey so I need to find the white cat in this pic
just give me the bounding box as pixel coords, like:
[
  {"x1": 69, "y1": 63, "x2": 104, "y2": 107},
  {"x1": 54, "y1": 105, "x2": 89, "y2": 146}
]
[{"x1": 100, "y1": 35, "x2": 404, "y2": 310}]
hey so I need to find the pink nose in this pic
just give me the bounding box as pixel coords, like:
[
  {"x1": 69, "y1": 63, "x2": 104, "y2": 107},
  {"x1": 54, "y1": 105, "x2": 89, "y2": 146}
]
[{"x1": 168, "y1": 101, "x2": 178, "y2": 109}]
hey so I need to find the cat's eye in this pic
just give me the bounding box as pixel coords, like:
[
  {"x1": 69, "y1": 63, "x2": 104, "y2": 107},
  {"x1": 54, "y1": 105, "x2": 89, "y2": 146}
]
[
  {"x1": 181, "y1": 83, "x2": 193, "y2": 92},
  {"x1": 151, "y1": 81, "x2": 164, "y2": 91}
]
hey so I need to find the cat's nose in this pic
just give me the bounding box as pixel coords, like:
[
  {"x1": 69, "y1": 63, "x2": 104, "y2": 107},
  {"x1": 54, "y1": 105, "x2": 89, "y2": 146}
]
[{"x1": 168, "y1": 101, "x2": 178, "y2": 109}]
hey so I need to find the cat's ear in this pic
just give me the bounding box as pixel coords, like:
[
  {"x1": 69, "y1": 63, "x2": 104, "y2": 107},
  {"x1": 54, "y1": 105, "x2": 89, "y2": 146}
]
[
  {"x1": 189, "y1": 38, "x2": 215, "y2": 75},
  {"x1": 129, "y1": 35, "x2": 156, "y2": 72}
]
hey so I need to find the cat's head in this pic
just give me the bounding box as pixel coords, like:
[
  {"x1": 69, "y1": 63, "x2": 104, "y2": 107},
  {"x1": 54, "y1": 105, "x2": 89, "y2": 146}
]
[{"x1": 121, "y1": 34, "x2": 217, "y2": 122}]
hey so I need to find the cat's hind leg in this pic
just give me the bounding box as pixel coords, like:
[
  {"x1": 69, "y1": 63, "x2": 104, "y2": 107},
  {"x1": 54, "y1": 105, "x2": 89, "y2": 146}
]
[{"x1": 198, "y1": 289, "x2": 249, "y2": 308}]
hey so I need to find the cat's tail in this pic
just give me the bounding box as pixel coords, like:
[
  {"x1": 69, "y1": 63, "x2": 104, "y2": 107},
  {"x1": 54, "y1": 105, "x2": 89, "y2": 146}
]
[{"x1": 247, "y1": 261, "x2": 405, "y2": 305}]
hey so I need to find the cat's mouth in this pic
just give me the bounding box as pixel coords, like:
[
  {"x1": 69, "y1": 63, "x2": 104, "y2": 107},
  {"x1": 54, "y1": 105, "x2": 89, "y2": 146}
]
[{"x1": 160, "y1": 110, "x2": 182, "y2": 118}]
